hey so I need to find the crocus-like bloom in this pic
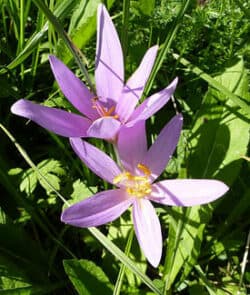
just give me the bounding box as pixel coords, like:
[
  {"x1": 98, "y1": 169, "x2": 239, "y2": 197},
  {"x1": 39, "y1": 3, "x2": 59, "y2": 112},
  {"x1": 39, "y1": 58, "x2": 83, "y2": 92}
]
[
  {"x1": 11, "y1": 4, "x2": 177, "y2": 141},
  {"x1": 61, "y1": 115, "x2": 229, "y2": 267}
]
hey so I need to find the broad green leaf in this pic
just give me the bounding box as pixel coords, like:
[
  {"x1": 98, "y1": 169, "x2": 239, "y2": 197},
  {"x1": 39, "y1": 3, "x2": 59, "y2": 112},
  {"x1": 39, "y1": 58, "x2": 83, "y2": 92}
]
[
  {"x1": 163, "y1": 205, "x2": 212, "y2": 290},
  {"x1": 173, "y1": 54, "x2": 250, "y2": 115},
  {"x1": 63, "y1": 259, "x2": 113, "y2": 295},
  {"x1": 189, "y1": 58, "x2": 249, "y2": 184},
  {"x1": 138, "y1": 0, "x2": 155, "y2": 16},
  {"x1": 163, "y1": 58, "x2": 249, "y2": 290}
]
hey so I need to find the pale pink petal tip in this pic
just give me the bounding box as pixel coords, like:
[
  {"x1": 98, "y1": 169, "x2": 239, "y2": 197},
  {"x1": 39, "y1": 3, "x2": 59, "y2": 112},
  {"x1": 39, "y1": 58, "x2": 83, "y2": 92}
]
[
  {"x1": 133, "y1": 199, "x2": 162, "y2": 267},
  {"x1": 151, "y1": 179, "x2": 229, "y2": 207}
]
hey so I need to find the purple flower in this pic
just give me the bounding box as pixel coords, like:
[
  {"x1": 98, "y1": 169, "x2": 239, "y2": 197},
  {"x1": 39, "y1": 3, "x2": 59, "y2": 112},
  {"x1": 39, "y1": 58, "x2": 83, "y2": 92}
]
[
  {"x1": 61, "y1": 115, "x2": 229, "y2": 267},
  {"x1": 11, "y1": 4, "x2": 177, "y2": 141}
]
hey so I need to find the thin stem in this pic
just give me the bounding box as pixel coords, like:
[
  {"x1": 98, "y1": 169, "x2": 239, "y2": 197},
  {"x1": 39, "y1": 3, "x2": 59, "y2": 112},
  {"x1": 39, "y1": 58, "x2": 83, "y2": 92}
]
[
  {"x1": 113, "y1": 143, "x2": 122, "y2": 169},
  {"x1": 0, "y1": 124, "x2": 77, "y2": 259},
  {"x1": 32, "y1": 0, "x2": 95, "y2": 93},
  {"x1": 89, "y1": 227, "x2": 162, "y2": 295},
  {"x1": 163, "y1": 208, "x2": 187, "y2": 294},
  {"x1": 113, "y1": 229, "x2": 134, "y2": 295},
  {"x1": 173, "y1": 53, "x2": 250, "y2": 114},
  {"x1": 239, "y1": 230, "x2": 250, "y2": 289},
  {"x1": 0, "y1": 123, "x2": 70, "y2": 206},
  {"x1": 121, "y1": 0, "x2": 130, "y2": 63},
  {"x1": 20, "y1": 0, "x2": 25, "y2": 80},
  {"x1": 144, "y1": 0, "x2": 192, "y2": 97}
]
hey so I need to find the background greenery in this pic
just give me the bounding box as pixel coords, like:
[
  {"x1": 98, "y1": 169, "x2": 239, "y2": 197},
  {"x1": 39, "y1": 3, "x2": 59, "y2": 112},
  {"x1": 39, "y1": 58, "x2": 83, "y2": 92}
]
[{"x1": 0, "y1": 0, "x2": 249, "y2": 294}]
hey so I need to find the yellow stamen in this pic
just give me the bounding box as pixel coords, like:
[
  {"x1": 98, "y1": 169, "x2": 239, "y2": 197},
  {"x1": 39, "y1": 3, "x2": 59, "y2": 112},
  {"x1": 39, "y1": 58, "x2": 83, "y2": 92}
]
[
  {"x1": 113, "y1": 172, "x2": 130, "y2": 184},
  {"x1": 113, "y1": 164, "x2": 152, "y2": 198},
  {"x1": 137, "y1": 163, "x2": 151, "y2": 176}
]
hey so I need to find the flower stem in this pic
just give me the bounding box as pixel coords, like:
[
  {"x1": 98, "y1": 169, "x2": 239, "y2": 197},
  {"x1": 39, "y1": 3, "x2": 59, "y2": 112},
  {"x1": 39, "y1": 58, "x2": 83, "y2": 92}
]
[
  {"x1": 121, "y1": 0, "x2": 130, "y2": 63},
  {"x1": 113, "y1": 229, "x2": 134, "y2": 295}
]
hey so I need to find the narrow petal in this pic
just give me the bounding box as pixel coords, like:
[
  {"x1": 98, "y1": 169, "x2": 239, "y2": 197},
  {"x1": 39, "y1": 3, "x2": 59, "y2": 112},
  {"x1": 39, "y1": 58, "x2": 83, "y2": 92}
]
[
  {"x1": 49, "y1": 55, "x2": 97, "y2": 120},
  {"x1": 116, "y1": 46, "x2": 158, "y2": 122},
  {"x1": 133, "y1": 199, "x2": 162, "y2": 267},
  {"x1": 127, "y1": 78, "x2": 178, "y2": 127},
  {"x1": 70, "y1": 138, "x2": 121, "y2": 184},
  {"x1": 142, "y1": 114, "x2": 183, "y2": 180},
  {"x1": 61, "y1": 189, "x2": 133, "y2": 227},
  {"x1": 95, "y1": 4, "x2": 124, "y2": 103},
  {"x1": 11, "y1": 99, "x2": 91, "y2": 137},
  {"x1": 87, "y1": 117, "x2": 121, "y2": 140},
  {"x1": 117, "y1": 121, "x2": 147, "y2": 173},
  {"x1": 150, "y1": 179, "x2": 229, "y2": 206}
]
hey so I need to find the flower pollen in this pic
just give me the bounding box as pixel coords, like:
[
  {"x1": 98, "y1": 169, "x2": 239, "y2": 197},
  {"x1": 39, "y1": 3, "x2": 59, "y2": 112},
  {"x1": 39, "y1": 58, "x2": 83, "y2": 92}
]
[{"x1": 113, "y1": 163, "x2": 152, "y2": 198}]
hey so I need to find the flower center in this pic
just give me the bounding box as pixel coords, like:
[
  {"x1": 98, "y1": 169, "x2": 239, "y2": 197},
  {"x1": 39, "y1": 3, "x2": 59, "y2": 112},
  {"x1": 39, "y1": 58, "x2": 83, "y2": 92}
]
[
  {"x1": 113, "y1": 163, "x2": 152, "y2": 198},
  {"x1": 92, "y1": 97, "x2": 119, "y2": 119}
]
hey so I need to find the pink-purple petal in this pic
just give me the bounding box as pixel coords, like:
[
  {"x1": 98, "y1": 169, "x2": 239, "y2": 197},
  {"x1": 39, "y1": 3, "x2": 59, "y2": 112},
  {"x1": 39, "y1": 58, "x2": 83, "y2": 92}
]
[
  {"x1": 127, "y1": 77, "x2": 178, "y2": 127},
  {"x1": 87, "y1": 117, "x2": 121, "y2": 140},
  {"x1": 132, "y1": 199, "x2": 162, "y2": 267},
  {"x1": 70, "y1": 138, "x2": 121, "y2": 184},
  {"x1": 61, "y1": 189, "x2": 133, "y2": 227},
  {"x1": 11, "y1": 99, "x2": 91, "y2": 137},
  {"x1": 117, "y1": 122, "x2": 147, "y2": 173},
  {"x1": 150, "y1": 179, "x2": 229, "y2": 206},
  {"x1": 95, "y1": 4, "x2": 124, "y2": 103},
  {"x1": 49, "y1": 55, "x2": 97, "y2": 120},
  {"x1": 116, "y1": 46, "x2": 158, "y2": 122},
  {"x1": 142, "y1": 114, "x2": 183, "y2": 180}
]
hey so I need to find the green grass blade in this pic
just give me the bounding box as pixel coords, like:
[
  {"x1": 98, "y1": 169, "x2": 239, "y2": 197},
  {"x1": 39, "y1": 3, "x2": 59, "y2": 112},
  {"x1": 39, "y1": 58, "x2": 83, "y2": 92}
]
[
  {"x1": 89, "y1": 227, "x2": 162, "y2": 295},
  {"x1": 32, "y1": 0, "x2": 95, "y2": 92},
  {"x1": 121, "y1": 0, "x2": 130, "y2": 62},
  {"x1": 173, "y1": 53, "x2": 250, "y2": 114},
  {"x1": 0, "y1": 0, "x2": 78, "y2": 74},
  {"x1": 0, "y1": 123, "x2": 76, "y2": 259},
  {"x1": 113, "y1": 229, "x2": 134, "y2": 295},
  {"x1": 144, "y1": 0, "x2": 192, "y2": 97}
]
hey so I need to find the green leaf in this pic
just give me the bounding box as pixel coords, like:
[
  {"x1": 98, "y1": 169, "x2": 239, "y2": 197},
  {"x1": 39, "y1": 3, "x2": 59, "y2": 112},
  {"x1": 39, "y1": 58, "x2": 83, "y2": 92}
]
[
  {"x1": 18, "y1": 159, "x2": 65, "y2": 196},
  {"x1": 63, "y1": 259, "x2": 113, "y2": 295},
  {"x1": 163, "y1": 205, "x2": 212, "y2": 290},
  {"x1": 106, "y1": 216, "x2": 146, "y2": 287},
  {"x1": 163, "y1": 58, "x2": 250, "y2": 291},
  {"x1": 62, "y1": 179, "x2": 97, "y2": 209},
  {"x1": 0, "y1": 0, "x2": 79, "y2": 74},
  {"x1": 88, "y1": 228, "x2": 162, "y2": 295},
  {"x1": 173, "y1": 54, "x2": 250, "y2": 115},
  {"x1": 20, "y1": 169, "x2": 38, "y2": 195},
  {"x1": 0, "y1": 283, "x2": 66, "y2": 294},
  {"x1": 138, "y1": 0, "x2": 155, "y2": 16},
  {"x1": 189, "y1": 58, "x2": 250, "y2": 184},
  {"x1": 37, "y1": 159, "x2": 65, "y2": 194},
  {"x1": 57, "y1": 0, "x2": 101, "y2": 65},
  {"x1": 0, "y1": 286, "x2": 31, "y2": 295}
]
